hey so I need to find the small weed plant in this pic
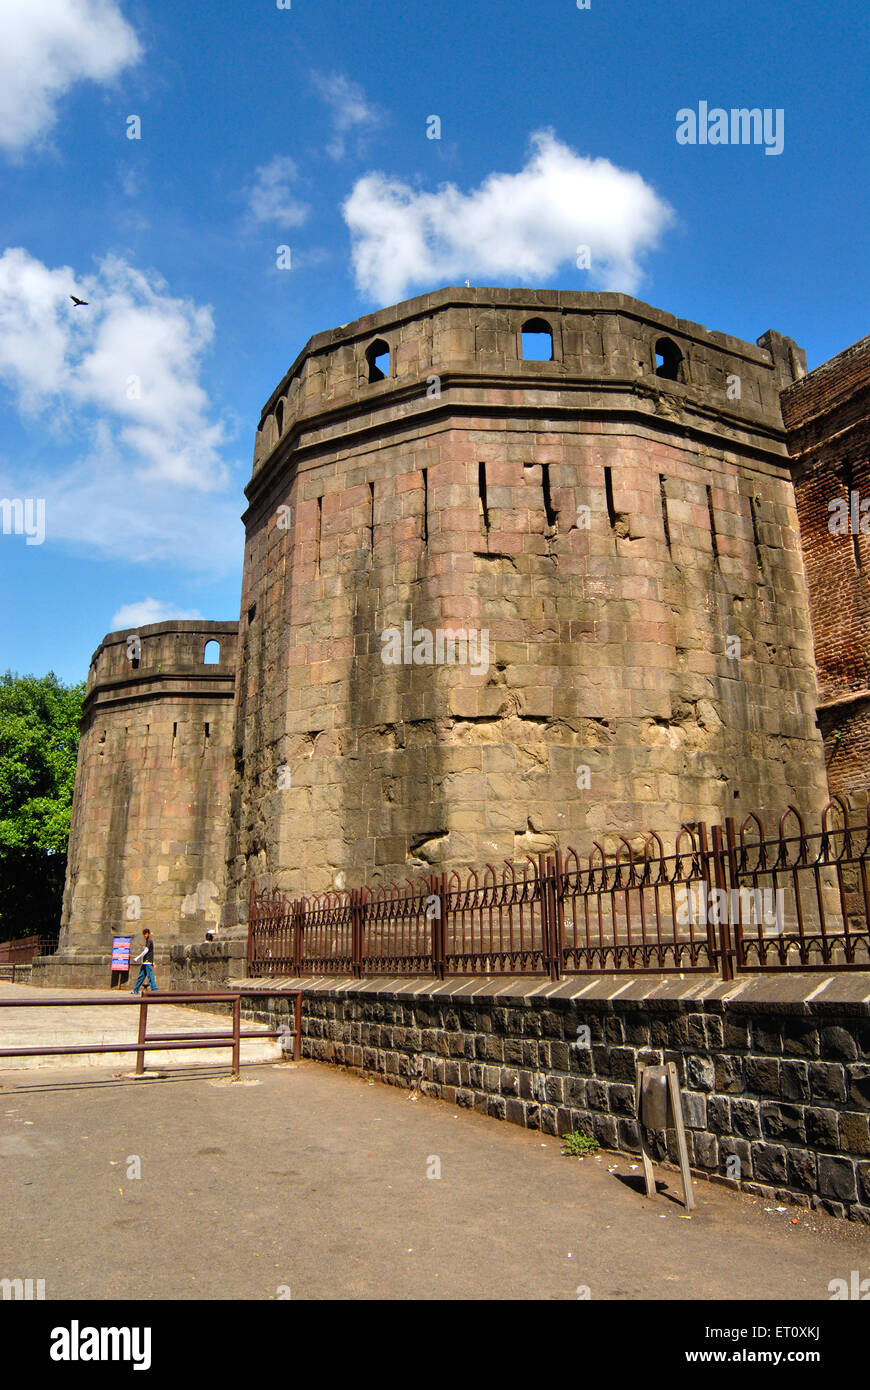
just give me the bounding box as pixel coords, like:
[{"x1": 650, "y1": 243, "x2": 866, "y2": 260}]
[{"x1": 561, "y1": 1130, "x2": 599, "y2": 1156}]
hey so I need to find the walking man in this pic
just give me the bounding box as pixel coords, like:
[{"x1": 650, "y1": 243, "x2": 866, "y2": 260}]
[{"x1": 131, "y1": 929, "x2": 157, "y2": 994}]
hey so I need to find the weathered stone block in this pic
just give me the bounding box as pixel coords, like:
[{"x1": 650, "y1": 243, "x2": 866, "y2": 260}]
[
  {"x1": 744, "y1": 1056, "x2": 780, "y2": 1095},
  {"x1": 849, "y1": 1064, "x2": 870, "y2": 1111},
  {"x1": 682, "y1": 1091, "x2": 708, "y2": 1130},
  {"x1": 839, "y1": 1112, "x2": 870, "y2": 1155},
  {"x1": 716, "y1": 1056, "x2": 745, "y2": 1094},
  {"x1": 751, "y1": 1143, "x2": 788, "y2": 1183},
  {"x1": 617, "y1": 1118, "x2": 641, "y2": 1152},
  {"x1": 693, "y1": 1133, "x2": 718, "y2": 1170},
  {"x1": 608, "y1": 1083, "x2": 636, "y2": 1117},
  {"x1": 820, "y1": 1025, "x2": 858, "y2": 1062},
  {"x1": 545, "y1": 1075, "x2": 565, "y2": 1105},
  {"x1": 724, "y1": 1016, "x2": 750, "y2": 1050},
  {"x1": 779, "y1": 1060, "x2": 810, "y2": 1102},
  {"x1": 781, "y1": 1018, "x2": 818, "y2": 1059},
  {"x1": 818, "y1": 1155, "x2": 857, "y2": 1203},
  {"x1": 586, "y1": 1080, "x2": 608, "y2": 1112},
  {"x1": 500, "y1": 1068, "x2": 519, "y2": 1097},
  {"x1": 591, "y1": 1113, "x2": 618, "y2": 1148},
  {"x1": 786, "y1": 1148, "x2": 817, "y2": 1192},
  {"x1": 760, "y1": 1102, "x2": 806, "y2": 1145},
  {"x1": 731, "y1": 1099, "x2": 762, "y2": 1139},
  {"x1": 540, "y1": 1105, "x2": 558, "y2": 1136},
  {"x1": 686, "y1": 1056, "x2": 715, "y2": 1092},
  {"x1": 805, "y1": 1107, "x2": 840, "y2": 1149},
  {"x1": 809, "y1": 1062, "x2": 847, "y2": 1104}
]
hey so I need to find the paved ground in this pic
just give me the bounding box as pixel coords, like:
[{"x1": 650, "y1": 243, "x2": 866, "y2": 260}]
[
  {"x1": 2, "y1": 1055, "x2": 868, "y2": 1301},
  {"x1": 0, "y1": 981, "x2": 281, "y2": 1071}
]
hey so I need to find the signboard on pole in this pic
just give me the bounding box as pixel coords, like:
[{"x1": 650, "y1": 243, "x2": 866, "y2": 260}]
[{"x1": 111, "y1": 936, "x2": 133, "y2": 973}]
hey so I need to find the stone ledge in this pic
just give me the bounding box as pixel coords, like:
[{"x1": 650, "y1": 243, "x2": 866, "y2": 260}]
[{"x1": 230, "y1": 971, "x2": 870, "y2": 1009}]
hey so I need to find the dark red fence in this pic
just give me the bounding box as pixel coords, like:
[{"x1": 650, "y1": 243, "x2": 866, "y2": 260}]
[
  {"x1": 247, "y1": 799, "x2": 870, "y2": 981},
  {"x1": 0, "y1": 935, "x2": 58, "y2": 979},
  {"x1": 0, "y1": 935, "x2": 56, "y2": 965}
]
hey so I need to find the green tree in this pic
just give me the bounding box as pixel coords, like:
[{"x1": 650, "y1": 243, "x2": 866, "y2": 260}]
[{"x1": 0, "y1": 671, "x2": 85, "y2": 940}]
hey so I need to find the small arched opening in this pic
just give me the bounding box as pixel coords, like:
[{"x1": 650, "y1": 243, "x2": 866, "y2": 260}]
[
  {"x1": 203, "y1": 640, "x2": 220, "y2": 665},
  {"x1": 366, "y1": 339, "x2": 391, "y2": 383},
  {"x1": 521, "y1": 318, "x2": 554, "y2": 362},
  {"x1": 654, "y1": 337, "x2": 684, "y2": 382},
  {"x1": 275, "y1": 399, "x2": 285, "y2": 437}
]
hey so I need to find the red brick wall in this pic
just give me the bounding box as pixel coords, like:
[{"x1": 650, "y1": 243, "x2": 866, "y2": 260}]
[{"x1": 782, "y1": 337, "x2": 870, "y2": 810}]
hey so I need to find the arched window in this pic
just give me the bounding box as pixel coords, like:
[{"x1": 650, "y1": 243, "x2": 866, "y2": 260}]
[
  {"x1": 203, "y1": 640, "x2": 220, "y2": 665},
  {"x1": 366, "y1": 339, "x2": 390, "y2": 383},
  {"x1": 654, "y1": 337, "x2": 684, "y2": 382},
  {"x1": 521, "y1": 318, "x2": 554, "y2": 361},
  {"x1": 275, "y1": 400, "x2": 285, "y2": 437}
]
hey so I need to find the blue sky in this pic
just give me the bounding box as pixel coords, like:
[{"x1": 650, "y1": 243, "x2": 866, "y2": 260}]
[{"x1": 1, "y1": 0, "x2": 867, "y2": 685}]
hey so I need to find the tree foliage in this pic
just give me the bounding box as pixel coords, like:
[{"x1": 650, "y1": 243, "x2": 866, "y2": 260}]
[{"x1": 0, "y1": 671, "x2": 85, "y2": 939}]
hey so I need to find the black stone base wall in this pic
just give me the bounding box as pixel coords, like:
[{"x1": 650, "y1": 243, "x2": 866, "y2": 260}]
[{"x1": 240, "y1": 984, "x2": 870, "y2": 1224}]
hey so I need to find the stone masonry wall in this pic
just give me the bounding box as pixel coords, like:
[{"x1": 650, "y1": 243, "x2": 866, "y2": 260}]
[
  {"x1": 238, "y1": 977, "x2": 870, "y2": 1223},
  {"x1": 223, "y1": 289, "x2": 828, "y2": 924},
  {"x1": 37, "y1": 621, "x2": 239, "y2": 982}
]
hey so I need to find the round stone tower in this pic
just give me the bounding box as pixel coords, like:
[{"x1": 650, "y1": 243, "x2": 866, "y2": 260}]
[
  {"x1": 43, "y1": 621, "x2": 238, "y2": 985},
  {"x1": 222, "y1": 286, "x2": 830, "y2": 925}
]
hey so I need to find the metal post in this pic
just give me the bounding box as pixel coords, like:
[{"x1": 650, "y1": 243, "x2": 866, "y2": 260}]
[
  {"x1": 292, "y1": 901, "x2": 303, "y2": 977},
  {"x1": 351, "y1": 888, "x2": 364, "y2": 979},
  {"x1": 711, "y1": 824, "x2": 734, "y2": 982},
  {"x1": 538, "y1": 852, "x2": 557, "y2": 981},
  {"x1": 136, "y1": 997, "x2": 148, "y2": 1074},
  {"x1": 247, "y1": 881, "x2": 256, "y2": 976},
  {"x1": 723, "y1": 817, "x2": 742, "y2": 973},
  {"x1": 696, "y1": 822, "x2": 718, "y2": 969},
  {"x1": 551, "y1": 851, "x2": 565, "y2": 981},
  {"x1": 430, "y1": 873, "x2": 446, "y2": 981},
  {"x1": 231, "y1": 994, "x2": 241, "y2": 1076}
]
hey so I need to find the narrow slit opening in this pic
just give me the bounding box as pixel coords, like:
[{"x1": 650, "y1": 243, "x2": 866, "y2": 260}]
[
  {"x1": 659, "y1": 475, "x2": 671, "y2": 553},
  {"x1": 604, "y1": 466, "x2": 617, "y2": 530},
  {"x1": 749, "y1": 495, "x2": 764, "y2": 574},
  {"x1": 541, "y1": 463, "x2": 558, "y2": 529},
  {"x1": 706, "y1": 485, "x2": 719, "y2": 560},
  {"x1": 478, "y1": 462, "x2": 490, "y2": 533},
  {"x1": 422, "y1": 468, "x2": 429, "y2": 546},
  {"x1": 368, "y1": 481, "x2": 375, "y2": 553}
]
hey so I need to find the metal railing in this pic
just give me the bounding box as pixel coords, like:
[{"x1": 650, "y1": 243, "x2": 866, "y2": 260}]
[
  {"x1": 247, "y1": 799, "x2": 870, "y2": 981},
  {"x1": 0, "y1": 991, "x2": 303, "y2": 1073}
]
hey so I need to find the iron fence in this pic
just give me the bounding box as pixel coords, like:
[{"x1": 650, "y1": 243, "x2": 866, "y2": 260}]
[{"x1": 247, "y1": 798, "x2": 870, "y2": 982}]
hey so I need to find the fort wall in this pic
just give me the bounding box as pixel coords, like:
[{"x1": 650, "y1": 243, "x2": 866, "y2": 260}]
[
  {"x1": 36, "y1": 621, "x2": 238, "y2": 986},
  {"x1": 222, "y1": 289, "x2": 830, "y2": 924}
]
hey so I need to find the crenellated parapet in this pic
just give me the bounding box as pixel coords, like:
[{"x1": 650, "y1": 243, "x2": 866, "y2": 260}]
[
  {"x1": 82, "y1": 621, "x2": 239, "y2": 715},
  {"x1": 250, "y1": 288, "x2": 807, "y2": 491}
]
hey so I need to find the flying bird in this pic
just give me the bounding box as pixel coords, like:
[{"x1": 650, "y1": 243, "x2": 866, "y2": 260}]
[{"x1": 70, "y1": 295, "x2": 88, "y2": 307}]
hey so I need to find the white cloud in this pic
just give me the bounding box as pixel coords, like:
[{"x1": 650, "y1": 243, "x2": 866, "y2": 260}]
[
  {"x1": 109, "y1": 598, "x2": 204, "y2": 630},
  {"x1": 0, "y1": 0, "x2": 141, "y2": 156},
  {"x1": 246, "y1": 156, "x2": 310, "y2": 228},
  {"x1": 343, "y1": 130, "x2": 675, "y2": 305},
  {"x1": 0, "y1": 247, "x2": 228, "y2": 491},
  {"x1": 0, "y1": 248, "x2": 243, "y2": 574},
  {"x1": 312, "y1": 72, "x2": 381, "y2": 161}
]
